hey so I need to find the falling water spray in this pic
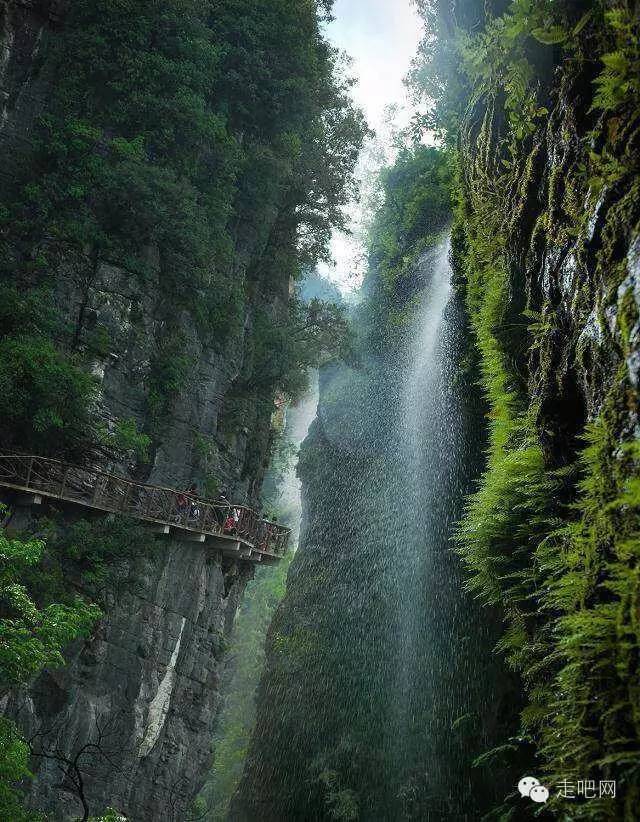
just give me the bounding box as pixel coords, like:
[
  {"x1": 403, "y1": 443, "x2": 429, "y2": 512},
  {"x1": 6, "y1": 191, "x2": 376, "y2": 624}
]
[{"x1": 231, "y1": 234, "x2": 512, "y2": 822}]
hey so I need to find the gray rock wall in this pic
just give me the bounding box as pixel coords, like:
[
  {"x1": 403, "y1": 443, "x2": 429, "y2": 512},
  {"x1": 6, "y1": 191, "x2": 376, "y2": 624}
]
[
  {"x1": 0, "y1": 3, "x2": 286, "y2": 818},
  {"x1": 0, "y1": 0, "x2": 281, "y2": 502},
  {"x1": 0, "y1": 1, "x2": 63, "y2": 177},
  {"x1": 4, "y1": 517, "x2": 253, "y2": 821}
]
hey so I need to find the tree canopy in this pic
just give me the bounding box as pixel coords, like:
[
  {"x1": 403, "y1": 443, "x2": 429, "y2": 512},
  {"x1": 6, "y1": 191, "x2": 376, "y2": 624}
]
[{"x1": 0, "y1": 0, "x2": 367, "y2": 455}]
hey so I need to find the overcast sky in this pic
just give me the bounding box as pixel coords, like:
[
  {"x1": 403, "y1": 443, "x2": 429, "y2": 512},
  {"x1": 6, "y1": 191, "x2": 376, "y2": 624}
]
[
  {"x1": 328, "y1": 0, "x2": 422, "y2": 131},
  {"x1": 321, "y1": 0, "x2": 423, "y2": 292}
]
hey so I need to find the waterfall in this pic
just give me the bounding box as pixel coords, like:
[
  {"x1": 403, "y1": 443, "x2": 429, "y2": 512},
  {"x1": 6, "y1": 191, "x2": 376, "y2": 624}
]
[
  {"x1": 349, "y1": 233, "x2": 479, "y2": 813},
  {"x1": 390, "y1": 235, "x2": 455, "y2": 774},
  {"x1": 232, "y1": 233, "x2": 509, "y2": 821},
  {"x1": 271, "y1": 372, "x2": 320, "y2": 544}
]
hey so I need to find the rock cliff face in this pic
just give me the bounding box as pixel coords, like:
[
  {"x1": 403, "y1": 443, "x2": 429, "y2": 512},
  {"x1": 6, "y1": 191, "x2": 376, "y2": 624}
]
[
  {"x1": 420, "y1": 1, "x2": 640, "y2": 817},
  {"x1": 0, "y1": 6, "x2": 263, "y2": 813},
  {"x1": 3, "y1": 521, "x2": 253, "y2": 821},
  {"x1": 231, "y1": 245, "x2": 515, "y2": 821},
  {"x1": 1, "y1": 2, "x2": 62, "y2": 145},
  {"x1": 0, "y1": 0, "x2": 282, "y2": 498},
  {"x1": 458, "y1": 51, "x2": 640, "y2": 459}
]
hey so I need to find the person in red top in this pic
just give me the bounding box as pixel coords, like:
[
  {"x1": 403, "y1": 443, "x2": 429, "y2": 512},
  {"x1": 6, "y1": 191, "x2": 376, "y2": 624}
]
[
  {"x1": 175, "y1": 483, "x2": 198, "y2": 521},
  {"x1": 223, "y1": 513, "x2": 236, "y2": 535},
  {"x1": 175, "y1": 491, "x2": 189, "y2": 520}
]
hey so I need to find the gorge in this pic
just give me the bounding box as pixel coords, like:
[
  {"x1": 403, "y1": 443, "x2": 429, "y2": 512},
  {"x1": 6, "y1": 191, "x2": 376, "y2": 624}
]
[
  {"x1": 230, "y1": 235, "x2": 514, "y2": 821},
  {"x1": 1, "y1": 2, "x2": 639, "y2": 822}
]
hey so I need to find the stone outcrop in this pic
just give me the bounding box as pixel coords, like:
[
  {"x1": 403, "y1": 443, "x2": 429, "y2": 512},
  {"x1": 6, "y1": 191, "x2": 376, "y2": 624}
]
[{"x1": 3, "y1": 523, "x2": 253, "y2": 821}]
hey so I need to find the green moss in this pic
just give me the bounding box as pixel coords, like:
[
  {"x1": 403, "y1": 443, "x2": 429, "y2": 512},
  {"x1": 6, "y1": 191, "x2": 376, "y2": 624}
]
[
  {"x1": 532, "y1": 377, "x2": 640, "y2": 819},
  {"x1": 617, "y1": 288, "x2": 638, "y2": 354},
  {"x1": 453, "y1": 76, "x2": 640, "y2": 816}
]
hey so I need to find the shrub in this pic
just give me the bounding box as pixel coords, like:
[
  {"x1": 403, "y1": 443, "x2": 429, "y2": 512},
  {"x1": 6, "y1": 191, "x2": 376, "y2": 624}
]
[{"x1": 0, "y1": 337, "x2": 97, "y2": 455}]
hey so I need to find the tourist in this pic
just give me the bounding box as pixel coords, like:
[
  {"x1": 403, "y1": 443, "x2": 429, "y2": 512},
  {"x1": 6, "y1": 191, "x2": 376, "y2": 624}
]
[
  {"x1": 187, "y1": 483, "x2": 200, "y2": 519},
  {"x1": 223, "y1": 512, "x2": 236, "y2": 535},
  {"x1": 175, "y1": 490, "x2": 189, "y2": 522},
  {"x1": 216, "y1": 491, "x2": 230, "y2": 527}
]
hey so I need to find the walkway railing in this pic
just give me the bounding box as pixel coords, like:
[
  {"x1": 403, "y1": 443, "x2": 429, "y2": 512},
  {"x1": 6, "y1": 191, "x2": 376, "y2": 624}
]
[{"x1": 0, "y1": 455, "x2": 289, "y2": 559}]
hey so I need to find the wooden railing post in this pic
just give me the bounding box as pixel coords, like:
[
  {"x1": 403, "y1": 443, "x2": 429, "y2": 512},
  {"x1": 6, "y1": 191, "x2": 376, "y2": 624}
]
[
  {"x1": 59, "y1": 466, "x2": 70, "y2": 498},
  {"x1": 121, "y1": 482, "x2": 132, "y2": 512},
  {"x1": 144, "y1": 488, "x2": 153, "y2": 518},
  {"x1": 25, "y1": 456, "x2": 34, "y2": 488},
  {"x1": 92, "y1": 471, "x2": 101, "y2": 505}
]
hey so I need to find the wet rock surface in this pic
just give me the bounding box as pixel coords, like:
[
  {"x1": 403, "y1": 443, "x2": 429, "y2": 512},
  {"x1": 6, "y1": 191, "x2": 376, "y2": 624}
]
[{"x1": 5, "y1": 530, "x2": 253, "y2": 821}]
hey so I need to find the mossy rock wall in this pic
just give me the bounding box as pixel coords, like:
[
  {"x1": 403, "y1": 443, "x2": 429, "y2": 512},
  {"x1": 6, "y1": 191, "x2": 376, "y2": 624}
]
[{"x1": 452, "y1": 2, "x2": 640, "y2": 817}]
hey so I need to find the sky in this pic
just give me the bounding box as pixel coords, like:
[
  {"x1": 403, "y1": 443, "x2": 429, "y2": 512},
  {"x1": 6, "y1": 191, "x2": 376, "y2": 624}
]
[{"x1": 320, "y1": 0, "x2": 424, "y2": 293}]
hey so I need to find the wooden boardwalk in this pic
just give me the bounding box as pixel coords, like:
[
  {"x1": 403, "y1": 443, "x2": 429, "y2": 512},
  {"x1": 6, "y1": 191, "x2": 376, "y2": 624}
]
[{"x1": 0, "y1": 455, "x2": 289, "y2": 564}]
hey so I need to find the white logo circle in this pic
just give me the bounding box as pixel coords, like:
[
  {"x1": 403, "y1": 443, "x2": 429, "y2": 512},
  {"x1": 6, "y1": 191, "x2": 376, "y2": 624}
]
[
  {"x1": 518, "y1": 776, "x2": 540, "y2": 797},
  {"x1": 530, "y1": 785, "x2": 550, "y2": 803}
]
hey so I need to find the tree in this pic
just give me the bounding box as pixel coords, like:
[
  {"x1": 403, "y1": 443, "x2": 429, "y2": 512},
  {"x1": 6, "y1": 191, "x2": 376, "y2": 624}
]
[
  {"x1": 0, "y1": 526, "x2": 99, "y2": 690},
  {"x1": 0, "y1": 512, "x2": 100, "y2": 819},
  {"x1": 243, "y1": 295, "x2": 352, "y2": 401}
]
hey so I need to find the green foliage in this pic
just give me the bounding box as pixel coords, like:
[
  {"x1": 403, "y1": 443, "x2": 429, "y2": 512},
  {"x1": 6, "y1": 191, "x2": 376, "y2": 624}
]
[
  {"x1": 592, "y1": 8, "x2": 640, "y2": 112},
  {"x1": 0, "y1": 511, "x2": 102, "y2": 820},
  {"x1": 0, "y1": 523, "x2": 100, "y2": 689},
  {"x1": 8, "y1": 2, "x2": 238, "y2": 287},
  {"x1": 0, "y1": 282, "x2": 153, "y2": 458},
  {"x1": 107, "y1": 418, "x2": 151, "y2": 463},
  {"x1": 0, "y1": 336, "x2": 97, "y2": 456},
  {"x1": 532, "y1": 403, "x2": 640, "y2": 818},
  {"x1": 410, "y1": 1, "x2": 604, "y2": 144},
  {"x1": 361, "y1": 144, "x2": 453, "y2": 350},
  {"x1": 369, "y1": 145, "x2": 453, "y2": 294},
  {"x1": 453, "y1": 172, "x2": 557, "y2": 658},
  {"x1": 9, "y1": 514, "x2": 147, "y2": 617},
  {"x1": 408, "y1": 0, "x2": 468, "y2": 141},
  {"x1": 146, "y1": 328, "x2": 193, "y2": 421},
  {"x1": 242, "y1": 296, "x2": 352, "y2": 402},
  {"x1": 455, "y1": 0, "x2": 559, "y2": 140},
  {"x1": 450, "y1": 151, "x2": 640, "y2": 815},
  {"x1": 440, "y1": 11, "x2": 640, "y2": 814},
  {"x1": 0, "y1": 286, "x2": 58, "y2": 338},
  {"x1": 0, "y1": 2, "x2": 368, "y2": 818},
  {"x1": 0, "y1": 717, "x2": 42, "y2": 822}
]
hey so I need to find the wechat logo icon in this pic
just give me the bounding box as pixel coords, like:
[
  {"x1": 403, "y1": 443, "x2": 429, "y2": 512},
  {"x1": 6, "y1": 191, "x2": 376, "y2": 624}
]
[{"x1": 518, "y1": 776, "x2": 549, "y2": 803}]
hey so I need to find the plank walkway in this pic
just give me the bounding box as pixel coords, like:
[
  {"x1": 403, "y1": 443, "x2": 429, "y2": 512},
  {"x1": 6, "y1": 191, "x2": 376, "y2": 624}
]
[{"x1": 0, "y1": 454, "x2": 289, "y2": 564}]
